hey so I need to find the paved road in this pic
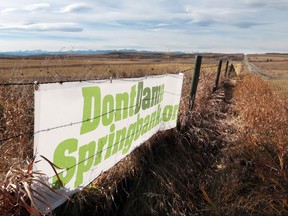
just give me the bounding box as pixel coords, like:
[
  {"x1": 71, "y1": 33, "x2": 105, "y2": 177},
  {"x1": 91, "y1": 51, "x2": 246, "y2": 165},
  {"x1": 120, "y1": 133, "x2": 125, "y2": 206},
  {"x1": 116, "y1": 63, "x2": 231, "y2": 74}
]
[{"x1": 243, "y1": 55, "x2": 282, "y2": 79}]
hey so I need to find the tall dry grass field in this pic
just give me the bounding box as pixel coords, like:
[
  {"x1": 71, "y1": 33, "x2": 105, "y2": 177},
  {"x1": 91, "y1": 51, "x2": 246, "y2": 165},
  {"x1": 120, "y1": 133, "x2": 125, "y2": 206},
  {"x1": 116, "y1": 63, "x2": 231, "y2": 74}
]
[
  {"x1": 4, "y1": 52, "x2": 286, "y2": 216},
  {"x1": 0, "y1": 52, "x2": 228, "y2": 215},
  {"x1": 232, "y1": 74, "x2": 288, "y2": 214},
  {"x1": 199, "y1": 73, "x2": 288, "y2": 215}
]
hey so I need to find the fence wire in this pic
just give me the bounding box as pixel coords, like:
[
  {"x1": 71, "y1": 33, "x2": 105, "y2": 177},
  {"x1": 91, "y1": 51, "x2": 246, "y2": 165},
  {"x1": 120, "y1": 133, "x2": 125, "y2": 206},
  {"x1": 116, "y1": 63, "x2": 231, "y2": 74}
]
[
  {"x1": 0, "y1": 59, "x2": 229, "y2": 151},
  {"x1": 0, "y1": 66, "x2": 217, "y2": 87},
  {"x1": 47, "y1": 111, "x2": 177, "y2": 179},
  {"x1": 0, "y1": 75, "x2": 185, "y2": 144},
  {"x1": 42, "y1": 65, "x2": 225, "y2": 180},
  {"x1": 0, "y1": 71, "x2": 190, "y2": 86}
]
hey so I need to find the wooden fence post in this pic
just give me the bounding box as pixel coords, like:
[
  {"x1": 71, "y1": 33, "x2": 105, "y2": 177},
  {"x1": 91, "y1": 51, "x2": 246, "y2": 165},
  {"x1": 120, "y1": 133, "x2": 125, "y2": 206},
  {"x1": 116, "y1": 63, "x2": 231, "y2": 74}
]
[
  {"x1": 189, "y1": 55, "x2": 202, "y2": 110},
  {"x1": 224, "y1": 60, "x2": 229, "y2": 77},
  {"x1": 213, "y1": 59, "x2": 222, "y2": 92}
]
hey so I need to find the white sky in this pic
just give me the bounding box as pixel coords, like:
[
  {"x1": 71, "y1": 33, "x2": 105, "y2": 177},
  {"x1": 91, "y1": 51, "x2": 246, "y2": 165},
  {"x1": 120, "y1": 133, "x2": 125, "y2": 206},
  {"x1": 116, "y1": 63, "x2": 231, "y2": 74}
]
[{"x1": 0, "y1": 0, "x2": 287, "y2": 53}]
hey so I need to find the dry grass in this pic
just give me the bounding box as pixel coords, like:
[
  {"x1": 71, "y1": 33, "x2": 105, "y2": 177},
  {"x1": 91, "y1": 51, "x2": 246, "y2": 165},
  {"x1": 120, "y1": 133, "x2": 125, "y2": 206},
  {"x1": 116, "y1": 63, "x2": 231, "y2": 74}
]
[
  {"x1": 53, "y1": 67, "x2": 232, "y2": 216},
  {"x1": 233, "y1": 75, "x2": 288, "y2": 214},
  {"x1": 55, "y1": 60, "x2": 284, "y2": 216},
  {"x1": 199, "y1": 74, "x2": 288, "y2": 215},
  {"x1": 0, "y1": 53, "x2": 196, "y2": 82},
  {"x1": 7, "y1": 53, "x2": 285, "y2": 215},
  {"x1": 269, "y1": 79, "x2": 288, "y2": 98},
  {"x1": 0, "y1": 85, "x2": 34, "y2": 182},
  {"x1": 0, "y1": 157, "x2": 62, "y2": 216},
  {"x1": 0, "y1": 55, "x2": 196, "y2": 183},
  {"x1": 0, "y1": 54, "x2": 211, "y2": 215}
]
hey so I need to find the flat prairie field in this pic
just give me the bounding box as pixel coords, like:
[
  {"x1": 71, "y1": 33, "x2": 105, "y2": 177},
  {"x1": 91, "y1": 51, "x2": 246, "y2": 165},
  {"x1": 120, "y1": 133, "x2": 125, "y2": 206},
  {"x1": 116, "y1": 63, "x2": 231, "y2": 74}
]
[
  {"x1": 0, "y1": 53, "x2": 195, "y2": 83},
  {"x1": 248, "y1": 53, "x2": 288, "y2": 97},
  {"x1": 0, "y1": 52, "x2": 243, "y2": 83}
]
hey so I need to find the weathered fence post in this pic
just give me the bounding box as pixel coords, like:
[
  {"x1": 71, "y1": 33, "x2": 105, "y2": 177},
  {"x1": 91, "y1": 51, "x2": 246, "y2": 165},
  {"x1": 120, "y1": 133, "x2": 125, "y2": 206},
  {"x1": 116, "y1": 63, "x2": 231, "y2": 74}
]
[
  {"x1": 213, "y1": 59, "x2": 222, "y2": 92},
  {"x1": 224, "y1": 60, "x2": 229, "y2": 77},
  {"x1": 189, "y1": 55, "x2": 202, "y2": 110}
]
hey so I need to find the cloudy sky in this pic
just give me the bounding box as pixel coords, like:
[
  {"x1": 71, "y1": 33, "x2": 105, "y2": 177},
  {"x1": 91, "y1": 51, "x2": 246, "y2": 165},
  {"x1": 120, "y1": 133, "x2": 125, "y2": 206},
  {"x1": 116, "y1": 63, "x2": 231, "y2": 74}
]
[{"x1": 0, "y1": 0, "x2": 287, "y2": 53}]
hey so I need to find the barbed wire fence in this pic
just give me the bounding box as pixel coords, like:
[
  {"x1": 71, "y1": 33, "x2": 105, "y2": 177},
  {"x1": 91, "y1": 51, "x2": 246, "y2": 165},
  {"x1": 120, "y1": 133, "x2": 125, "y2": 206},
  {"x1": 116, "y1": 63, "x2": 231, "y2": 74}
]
[{"x1": 0, "y1": 56, "x2": 232, "y2": 175}]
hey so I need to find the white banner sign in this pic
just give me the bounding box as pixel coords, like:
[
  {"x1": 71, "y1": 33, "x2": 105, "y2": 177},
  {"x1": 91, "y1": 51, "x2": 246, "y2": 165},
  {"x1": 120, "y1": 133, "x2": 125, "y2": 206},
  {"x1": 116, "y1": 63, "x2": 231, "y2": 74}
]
[{"x1": 33, "y1": 73, "x2": 184, "y2": 212}]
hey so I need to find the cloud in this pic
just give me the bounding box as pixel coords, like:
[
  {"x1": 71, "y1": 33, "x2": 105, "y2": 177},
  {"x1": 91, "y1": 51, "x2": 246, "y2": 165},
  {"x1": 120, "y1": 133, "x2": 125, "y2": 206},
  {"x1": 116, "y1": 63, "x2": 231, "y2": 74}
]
[
  {"x1": 242, "y1": 0, "x2": 288, "y2": 9},
  {"x1": 270, "y1": 0, "x2": 288, "y2": 9},
  {"x1": 233, "y1": 21, "x2": 268, "y2": 29},
  {"x1": 0, "y1": 7, "x2": 18, "y2": 13},
  {"x1": 183, "y1": 6, "x2": 242, "y2": 26},
  {"x1": 59, "y1": 3, "x2": 91, "y2": 13},
  {"x1": 0, "y1": 3, "x2": 50, "y2": 13},
  {"x1": 24, "y1": 3, "x2": 50, "y2": 11},
  {"x1": 190, "y1": 19, "x2": 216, "y2": 27},
  {"x1": 242, "y1": 0, "x2": 267, "y2": 7},
  {"x1": 0, "y1": 23, "x2": 83, "y2": 32},
  {"x1": 156, "y1": 23, "x2": 170, "y2": 27},
  {"x1": 0, "y1": 0, "x2": 287, "y2": 53}
]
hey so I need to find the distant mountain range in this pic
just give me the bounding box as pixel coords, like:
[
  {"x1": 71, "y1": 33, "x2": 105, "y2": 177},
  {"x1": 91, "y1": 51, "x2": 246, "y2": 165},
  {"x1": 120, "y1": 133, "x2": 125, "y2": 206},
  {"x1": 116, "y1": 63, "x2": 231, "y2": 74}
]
[{"x1": 0, "y1": 49, "x2": 188, "y2": 57}]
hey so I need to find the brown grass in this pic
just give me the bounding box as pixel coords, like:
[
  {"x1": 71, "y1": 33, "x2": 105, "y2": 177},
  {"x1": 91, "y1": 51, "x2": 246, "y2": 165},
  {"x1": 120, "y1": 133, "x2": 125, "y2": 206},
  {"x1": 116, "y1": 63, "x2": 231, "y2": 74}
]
[
  {"x1": 53, "y1": 66, "x2": 232, "y2": 216},
  {"x1": 0, "y1": 85, "x2": 34, "y2": 181},
  {"x1": 3, "y1": 53, "x2": 287, "y2": 215},
  {"x1": 56, "y1": 64, "x2": 285, "y2": 216},
  {"x1": 0, "y1": 55, "x2": 196, "y2": 183},
  {"x1": 199, "y1": 74, "x2": 288, "y2": 215},
  {"x1": 0, "y1": 52, "x2": 225, "y2": 215},
  {"x1": 233, "y1": 75, "x2": 288, "y2": 214}
]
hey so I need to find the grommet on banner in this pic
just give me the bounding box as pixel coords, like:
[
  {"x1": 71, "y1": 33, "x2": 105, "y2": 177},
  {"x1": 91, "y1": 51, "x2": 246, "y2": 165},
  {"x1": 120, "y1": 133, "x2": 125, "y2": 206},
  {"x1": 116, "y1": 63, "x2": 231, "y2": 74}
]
[
  {"x1": 34, "y1": 81, "x2": 39, "y2": 90},
  {"x1": 110, "y1": 77, "x2": 112, "y2": 83}
]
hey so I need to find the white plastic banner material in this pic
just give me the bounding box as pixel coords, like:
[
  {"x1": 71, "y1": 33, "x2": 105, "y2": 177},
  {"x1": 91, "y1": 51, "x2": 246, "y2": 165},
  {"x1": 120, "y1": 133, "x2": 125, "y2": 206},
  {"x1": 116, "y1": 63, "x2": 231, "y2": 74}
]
[{"x1": 33, "y1": 73, "x2": 184, "y2": 212}]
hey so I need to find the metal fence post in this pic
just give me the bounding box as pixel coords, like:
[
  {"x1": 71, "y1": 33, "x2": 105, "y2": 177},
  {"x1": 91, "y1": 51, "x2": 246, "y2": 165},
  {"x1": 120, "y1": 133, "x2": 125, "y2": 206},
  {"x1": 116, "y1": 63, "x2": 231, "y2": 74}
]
[
  {"x1": 189, "y1": 55, "x2": 202, "y2": 110},
  {"x1": 213, "y1": 59, "x2": 222, "y2": 92}
]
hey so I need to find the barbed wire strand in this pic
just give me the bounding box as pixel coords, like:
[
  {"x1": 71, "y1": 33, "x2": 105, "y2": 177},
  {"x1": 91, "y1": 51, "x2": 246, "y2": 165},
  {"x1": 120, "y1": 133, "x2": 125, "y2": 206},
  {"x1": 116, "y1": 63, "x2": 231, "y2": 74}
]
[
  {"x1": 0, "y1": 66, "x2": 225, "y2": 143},
  {"x1": 0, "y1": 72, "x2": 187, "y2": 86},
  {"x1": 0, "y1": 89, "x2": 184, "y2": 143},
  {"x1": 47, "y1": 112, "x2": 176, "y2": 179},
  {"x1": 0, "y1": 65, "x2": 219, "y2": 86}
]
